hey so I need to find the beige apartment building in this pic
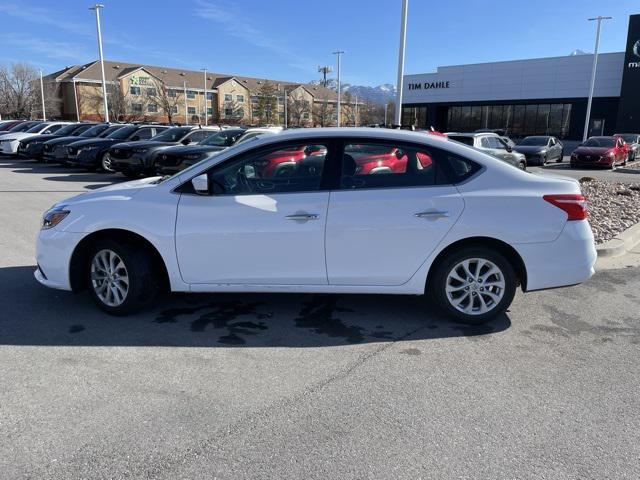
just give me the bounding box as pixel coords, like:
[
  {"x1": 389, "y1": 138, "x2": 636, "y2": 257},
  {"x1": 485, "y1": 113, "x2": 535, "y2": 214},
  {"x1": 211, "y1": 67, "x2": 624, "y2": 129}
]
[{"x1": 44, "y1": 60, "x2": 353, "y2": 126}]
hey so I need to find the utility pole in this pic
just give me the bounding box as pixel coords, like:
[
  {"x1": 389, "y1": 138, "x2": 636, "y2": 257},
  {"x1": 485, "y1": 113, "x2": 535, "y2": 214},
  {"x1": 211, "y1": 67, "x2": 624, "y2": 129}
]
[
  {"x1": 384, "y1": 103, "x2": 388, "y2": 126},
  {"x1": 89, "y1": 4, "x2": 109, "y2": 122},
  {"x1": 332, "y1": 51, "x2": 344, "y2": 127},
  {"x1": 201, "y1": 68, "x2": 208, "y2": 126},
  {"x1": 583, "y1": 16, "x2": 612, "y2": 141},
  {"x1": 284, "y1": 90, "x2": 288, "y2": 128},
  {"x1": 394, "y1": 0, "x2": 409, "y2": 126},
  {"x1": 39, "y1": 69, "x2": 46, "y2": 120},
  {"x1": 183, "y1": 80, "x2": 188, "y2": 126},
  {"x1": 355, "y1": 94, "x2": 358, "y2": 127},
  {"x1": 317, "y1": 65, "x2": 333, "y2": 87}
]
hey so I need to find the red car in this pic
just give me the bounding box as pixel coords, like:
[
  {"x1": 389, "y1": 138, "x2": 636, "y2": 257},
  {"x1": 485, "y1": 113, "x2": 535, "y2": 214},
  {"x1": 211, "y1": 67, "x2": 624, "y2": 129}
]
[
  {"x1": 570, "y1": 136, "x2": 627, "y2": 169},
  {"x1": 257, "y1": 145, "x2": 327, "y2": 177},
  {"x1": 346, "y1": 145, "x2": 432, "y2": 174}
]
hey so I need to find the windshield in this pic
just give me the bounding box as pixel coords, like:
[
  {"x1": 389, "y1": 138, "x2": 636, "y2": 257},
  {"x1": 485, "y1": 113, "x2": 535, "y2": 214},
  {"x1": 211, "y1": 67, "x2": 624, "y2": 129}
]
[
  {"x1": 519, "y1": 137, "x2": 548, "y2": 146},
  {"x1": 9, "y1": 122, "x2": 38, "y2": 132},
  {"x1": 98, "y1": 125, "x2": 124, "y2": 137},
  {"x1": 200, "y1": 130, "x2": 243, "y2": 146},
  {"x1": 583, "y1": 137, "x2": 615, "y2": 148},
  {"x1": 79, "y1": 124, "x2": 109, "y2": 137},
  {"x1": 447, "y1": 135, "x2": 474, "y2": 146},
  {"x1": 106, "y1": 125, "x2": 137, "y2": 139},
  {"x1": 617, "y1": 134, "x2": 638, "y2": 143},
  {"x1": 151, "y1": 127, "x2": 191, "y2": 142},
  {"x1": 26, "y1": 123, "x2": 50, "y2": 133},
  {"x1": 54, "y1": 124, "x2": 82, "y2": 136}
]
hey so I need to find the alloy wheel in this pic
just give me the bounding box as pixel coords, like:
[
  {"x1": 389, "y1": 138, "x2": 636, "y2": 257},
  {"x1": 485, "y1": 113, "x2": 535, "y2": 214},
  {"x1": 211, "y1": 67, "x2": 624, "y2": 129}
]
[
  {"x1": 445, "y1": 258, "x2": 505, "y2": 315},
  {"x1": 90, "y1": 249, "x2": 129, "y2": 307},
  {"x1": 101, "y1": 153, "x2": 113, "y2": 172}
]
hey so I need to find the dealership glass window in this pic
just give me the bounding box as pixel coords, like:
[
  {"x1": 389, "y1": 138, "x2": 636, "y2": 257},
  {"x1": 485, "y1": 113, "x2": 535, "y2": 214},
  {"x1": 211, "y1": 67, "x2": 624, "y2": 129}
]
[
  {"x1": 535, "y1": 104, "x2": 551, "y2": 134},
  {"x1": 187, "y1": 106, "x2": 196, "y2": 115},
  {"x1": 132, "y1": 103, "x2": 143, "y2": 112},
  {"x1": 470, "y1": 106, "x2": 482, "y2": 130},
  {"x1": 236, "y1": 94, "x2": 245, "y2": 103},
  {"x1": 130, "y1": 86, "x2": 141, "y2": 95},
  {"x1": 523, "y1": 104, "x2": 537, "y2": 134},
  {"x1": 147, "y1": 104, "x2": 158, "y2": 113},
  {"x1": 224, "y1": 94, "x2": 233, "y2": 102},
  {"x1": 561, "y1": 104, "x2": 572, "y2": 138},
  {"x1": 187, "y1": 90, "x2": 196, "y2": 99}
]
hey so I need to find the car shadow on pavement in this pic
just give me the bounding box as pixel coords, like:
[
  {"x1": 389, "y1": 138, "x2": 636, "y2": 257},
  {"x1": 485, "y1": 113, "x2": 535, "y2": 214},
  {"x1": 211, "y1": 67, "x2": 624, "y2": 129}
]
[
  {"x1": 0, "y1": 266, "x2": 511, "y2": 348},
  {"x1": 0, "y1": 157, "x2": 125, "y2": 187}
]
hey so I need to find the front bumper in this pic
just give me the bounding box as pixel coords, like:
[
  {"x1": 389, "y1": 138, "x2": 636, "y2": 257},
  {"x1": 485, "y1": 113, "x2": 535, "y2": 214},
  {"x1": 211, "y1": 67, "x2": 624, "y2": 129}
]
[
  {"x1": 570, "y1": 155, "x2": 613, "y2": 168},
  {"x1": 515, "y1": 220, "x2": 597, "y2": 291},
  {"x1": 110, "y1": 152, "x2": 148, "y2": 173},
  {"x1": 17, "y1": 142, "x2": 45, "y2": 159},
  {"x1": 65, "y1": 147, "x2": 102, "y2": 167},
  {"x1": 0, "y1": 140, "x2": 20, "y2": 154},
  {"x1": 35, "y1": 228, "x2": 87, "y2": 291}
]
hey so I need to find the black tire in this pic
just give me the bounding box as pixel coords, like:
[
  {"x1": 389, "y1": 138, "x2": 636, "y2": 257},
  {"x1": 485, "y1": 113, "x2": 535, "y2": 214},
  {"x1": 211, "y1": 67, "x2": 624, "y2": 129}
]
[
  {"x1": 518, "y1": 160, "x2": 526, "y2": 171},
  {"x1": 86, "y1": 239, "x2": 159, "y2": 315},
  {"x1": 541, "y1": 154, "x2": 547, "y2": 166},
  {"x1": 99, "y1": 152, "x2": 113, "y2": 173},
  {"x1": 428, "y1": 247, "x2": 517, "y2": 325},
  {"x1": 556, "y1": 150, "x2": 564, "y2": 163}
]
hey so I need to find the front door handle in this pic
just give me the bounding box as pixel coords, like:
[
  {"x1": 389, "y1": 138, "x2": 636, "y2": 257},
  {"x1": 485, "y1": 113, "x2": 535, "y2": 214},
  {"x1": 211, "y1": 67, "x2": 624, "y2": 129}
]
[
  {"x1": 414, "y1": 210, "x2": 449, "y2": 219},
  {"x1": 286, "y1": 213, "x2": 319, "y2": 221}
]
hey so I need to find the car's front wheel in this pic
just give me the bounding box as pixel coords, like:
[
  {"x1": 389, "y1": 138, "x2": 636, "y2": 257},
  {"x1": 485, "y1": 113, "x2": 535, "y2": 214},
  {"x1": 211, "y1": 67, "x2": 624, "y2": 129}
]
[
  {"x1": 557, "y1": 150, "x2": 564, "y2": 163},
  {"x1": 518, "y1": 160, "x2": 526, "y2": 170},
  {"x1": 428, "y1": 247, "x2": 517, "y2": 324},
  {"x1": 100, "y1": 152, "x2": 114, "y2": 172},
  {"x1": 87, "y1": 240, "x2": 159, "y2": 315}
]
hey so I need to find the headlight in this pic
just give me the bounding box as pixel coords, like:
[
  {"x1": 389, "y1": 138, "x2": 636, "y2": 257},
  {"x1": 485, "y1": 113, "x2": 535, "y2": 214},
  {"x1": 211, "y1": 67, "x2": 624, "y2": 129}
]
[
  {"x1": 42, "y1": 205, "x2": 70, "y2": 230},
  {"x1": 539, "y1": 149, "x2": 547, "y2": 155},
  {"x1": 2, "y1": 138, "x2": 16, "y2": 143}
]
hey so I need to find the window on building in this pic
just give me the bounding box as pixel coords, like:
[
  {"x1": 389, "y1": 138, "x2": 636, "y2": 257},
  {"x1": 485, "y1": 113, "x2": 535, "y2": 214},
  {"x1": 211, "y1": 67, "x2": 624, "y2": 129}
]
[
  {"x1": 132, "y1": 103, "x2": 143, "y2": 112},
  {"x1": 224, "y1": 107, "x2": 233, "y2": 117},
  {"x1": 130, "y1": 86, "x2": 141, "y2": 95},
  {"x1": 251, "y1": 96, "x2": 259, "y2": 105},
  {"x1": 206, "y1": 107, "x2": 212, "y2": 115},
  {"x1": 168, "y1": 89, "x2": 177, "y2": 98},
  {"x1": 146, "y1": 87, "x2": 157, "y2": 97},
  {"x1": 148, "y1": 104, "x2": 158, "y2": 113},
  {"x1": 188, "y1": 106, "x2": 196, "y2": 114},
  {"x1": 206, "y1": 92, "x2": 213, "y2": 100},
  {"x1": 187, "y1": 90, "x2": 196, "y2": 99},
  {"x1": 237, "y1": 108, "x2": 244, "y2": 117},
  {"x1": 236, "y1": 94, "x2": 245, "y2": 103},
  {"x1": 171, "y1": 106, "x2": 178, "y2": 114},
  {"x1": 224, "y1": 94, "x2": 233, "y2": 102}
]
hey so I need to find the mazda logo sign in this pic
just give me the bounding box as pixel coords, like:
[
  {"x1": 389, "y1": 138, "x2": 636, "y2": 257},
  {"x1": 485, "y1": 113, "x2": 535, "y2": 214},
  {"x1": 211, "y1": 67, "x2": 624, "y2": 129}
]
[{"x1": 634, "y1": 39, "x2": 640, "y2": 58}]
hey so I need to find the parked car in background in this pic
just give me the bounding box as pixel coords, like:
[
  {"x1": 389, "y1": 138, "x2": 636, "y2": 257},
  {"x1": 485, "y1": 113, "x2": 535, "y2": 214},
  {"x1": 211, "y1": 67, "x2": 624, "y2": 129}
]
[
  {"x1": 0, "y1": 121, "x2": 71, "y2": 155},
  {"x1": 154, "y1": 128, "x2": 246, "y2": 175},
  {"x1": 42, "y1": 123, "x2": 124, "y2": 164},
  {"x1": 63, "y1": 124, "x2": 167, "y2": 172},
  {"x1": 234, "y1": 126, "x2": 283, "y2": 144},
  {"x1": 0, "y1": 120, "x2": 26, "y2": 133},
  {"x1": 446, "y1": 132, "x2": 527, "y2": 170},
  {"x1": 614, "y1": 133, "x2": 640, "y2": 162},
  {"x1": 514, "y1": 136, "x2": 564, "y2": 165},
  {"x1": 108, "y1": 126, "x2": 221, "y2": 178},
  {"x1": 570, "y1": 136, "x2": 627, "y2": 169},
  {"x1": 35, "y1": 128, "x2": 596, "y2": 324},
  {"x1": 17, "y1": 123, "x2": 95, "y2": 160}
]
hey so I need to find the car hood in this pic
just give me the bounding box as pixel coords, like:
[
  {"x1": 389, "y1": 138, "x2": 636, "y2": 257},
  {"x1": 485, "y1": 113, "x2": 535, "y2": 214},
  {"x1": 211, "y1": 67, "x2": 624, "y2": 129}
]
[
  {"x1": 43, "y1": 135, "x2": 87, "y2": 146},
  {"x1": 573, "y1": 146, "x2": 610, "y2": 155},
  {"x1": 21, "y1": 134, "x2": 61, "y2": 144},
  {"x1": 161, "y1": 144, "x2": 226, "y2": 155},
  {"x1": 111, "y1": 140, "x2": 175, "y2": 150},
  {"x1": 66, "y1": 138, "x2": 115, "y2": 148},
  {"x1": 514, "y1": 145, "x2": 547, "y2": 154},
  {"x1": 54, "y1": 176, "x2": 164, "y2": 208},
  {"x1": 0, "y1": 132, "x2": 34, "y2": 141}
]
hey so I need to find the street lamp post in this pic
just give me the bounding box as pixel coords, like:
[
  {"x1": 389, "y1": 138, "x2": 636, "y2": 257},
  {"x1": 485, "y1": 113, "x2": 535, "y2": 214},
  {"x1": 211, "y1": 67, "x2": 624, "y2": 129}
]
[
  {"x1": 583, "y1": 15, "x2": 612, "y2": 141},
  {"x1": 201, "y1": 68, "x2": 208, "y2": 126},
  {"x1": 332, "y1": 51, "x2": 344, "y2": 127},
  {"x1": 183, "y1": 80, "x2": 189, "y2": 126},
  {"x1": 394, "y1": 0, "x2": 409, "y2": 126},
  {"x1": 39, "y1": 69, "x2": 46, "y2": 121},
  {"x1": 89, "y1": 4, "x2": 109, "y2": 122}
]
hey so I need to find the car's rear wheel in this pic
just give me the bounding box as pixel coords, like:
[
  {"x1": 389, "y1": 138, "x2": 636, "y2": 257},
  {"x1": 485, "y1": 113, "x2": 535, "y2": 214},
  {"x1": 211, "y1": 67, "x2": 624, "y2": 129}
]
[
  {"x1": 87, "y1": 240, "x2": 159, "y2": 315},
  {"x1": 557, "y1": 149, "x2": 564, "y2": 163},
  {"x1": 429, "y1": 247, "x2": 517, "y2": 324}
]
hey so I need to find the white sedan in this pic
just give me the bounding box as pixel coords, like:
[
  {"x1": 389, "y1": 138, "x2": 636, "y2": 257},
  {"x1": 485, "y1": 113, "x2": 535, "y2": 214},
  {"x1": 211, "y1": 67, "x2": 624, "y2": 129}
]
[
  {"x1": 0, "y1": 121, "x2": 71, "y2": 154},
  {"x1": 35, "y1": 128, "x2": 596, "y2": 324}
]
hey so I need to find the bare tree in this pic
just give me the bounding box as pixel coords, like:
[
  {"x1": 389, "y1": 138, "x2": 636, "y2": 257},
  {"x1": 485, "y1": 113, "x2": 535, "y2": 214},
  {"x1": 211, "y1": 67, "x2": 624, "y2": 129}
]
[
  {"x1": 0, "y1": 63, "x2": 38, "y2": 119},
  {"x1": 148, "y1": 75, "x2": 180, "y2": 124},
  {"x1": 312, "y1": 93, "x2": 334, "y2": 127},
  {"x1": 341, "y1": 92, "x2": 357, "y2": 126},
  {"x1": 287, "y1": 95, "x2": 311, "y2": 126}
]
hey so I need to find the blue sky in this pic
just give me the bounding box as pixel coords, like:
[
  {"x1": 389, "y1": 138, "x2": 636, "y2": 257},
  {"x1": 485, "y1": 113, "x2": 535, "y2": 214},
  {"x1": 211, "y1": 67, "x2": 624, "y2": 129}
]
[{"x1": 0, "y1": 0, "x2": 638, "y2": 86}]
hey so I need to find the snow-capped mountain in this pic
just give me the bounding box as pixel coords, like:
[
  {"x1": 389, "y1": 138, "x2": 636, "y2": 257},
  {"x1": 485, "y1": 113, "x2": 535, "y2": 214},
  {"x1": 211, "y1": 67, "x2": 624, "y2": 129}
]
[{"x1": 310, "y1": 80, "x2": 396, "y2": 105}]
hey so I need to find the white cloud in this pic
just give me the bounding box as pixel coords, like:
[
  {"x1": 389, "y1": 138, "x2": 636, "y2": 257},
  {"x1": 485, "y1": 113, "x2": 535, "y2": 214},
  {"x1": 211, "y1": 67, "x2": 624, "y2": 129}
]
[{"x1": 0, "y1": 34, "x2": 90, "y2": 62}]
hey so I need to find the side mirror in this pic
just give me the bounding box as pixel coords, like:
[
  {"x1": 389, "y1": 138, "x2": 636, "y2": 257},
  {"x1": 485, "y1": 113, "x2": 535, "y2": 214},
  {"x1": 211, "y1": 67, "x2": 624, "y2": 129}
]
[
  {"x1": 506, "y1": 145, "x2": 513, "y2": 152},
  {"x1": 182, "y1": 138, "x2": 191, "y2": 145},
  {"x1": 131, "y1": 135, "x2": 140, "y2": 141},
  {"x1": 191, "y1": 173, "x2": 209, "y2": 195}
]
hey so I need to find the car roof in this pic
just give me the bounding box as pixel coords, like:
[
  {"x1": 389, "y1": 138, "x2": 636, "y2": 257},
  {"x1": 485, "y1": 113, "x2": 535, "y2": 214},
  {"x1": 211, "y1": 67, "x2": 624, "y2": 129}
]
[{"x1": 446, "y1": 132, "x2": 498, "y2": 138}]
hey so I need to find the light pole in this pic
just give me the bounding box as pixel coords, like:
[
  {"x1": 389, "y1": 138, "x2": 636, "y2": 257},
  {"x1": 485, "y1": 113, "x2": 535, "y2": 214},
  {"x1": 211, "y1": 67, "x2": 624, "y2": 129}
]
[
  {"x1": 333, "y1": 51, "x2": 344, "y2": 127},
  {"x1": 355, "y1": 94, "x2": 359, "y2": 127},
  {"x1": 201, "y1": 68, "x2": 208, "y2": 126},
  {"x1": 384, "y1": 103, "x2": 388, "y2": 125},
  {"x1": 394, "y1": 0, "x2": 409, "y2": 126},
  {"x1": 183, "y1": 80, "x2": 188, "y2": 126},
  {"x1": 283, "y1": 89, "x2": 288, "y2": 128},
  {"x1": 89, "y1": 4, "x2": 109, "y2": 122},
  {"x1": 39, "y1": 69, "x2": 46, "y2": 120},
  {"x1": 583, "y1": 15, "x2": 612, "y2": 141}
]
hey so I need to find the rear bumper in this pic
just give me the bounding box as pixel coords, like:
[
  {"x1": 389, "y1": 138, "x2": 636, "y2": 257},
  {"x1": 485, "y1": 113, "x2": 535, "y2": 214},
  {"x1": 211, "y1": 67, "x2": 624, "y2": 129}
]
[{"x1": 515, "y1": 220, "x2": 597, "y2": 291}]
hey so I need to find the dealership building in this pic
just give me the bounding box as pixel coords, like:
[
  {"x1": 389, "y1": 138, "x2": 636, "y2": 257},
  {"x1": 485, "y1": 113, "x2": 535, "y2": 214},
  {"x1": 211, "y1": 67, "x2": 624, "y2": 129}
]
[{"x1": 401, "y1": 14, "x2": 640, "y2": 140}]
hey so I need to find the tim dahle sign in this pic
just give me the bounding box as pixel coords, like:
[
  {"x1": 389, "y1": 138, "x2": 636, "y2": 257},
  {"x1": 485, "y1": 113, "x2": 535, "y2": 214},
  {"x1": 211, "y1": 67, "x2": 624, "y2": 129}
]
[
  {"x1": 629, "y1": 39, "x2": 640, "y2": 68},
  {"x1": 408, "y1": 80, "x2": 450, "y2": 90}
]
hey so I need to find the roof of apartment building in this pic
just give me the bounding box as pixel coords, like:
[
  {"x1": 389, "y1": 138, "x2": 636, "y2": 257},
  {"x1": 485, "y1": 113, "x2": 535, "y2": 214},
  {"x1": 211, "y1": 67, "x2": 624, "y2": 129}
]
[{"x1": 47, "y1": 60, "x2": 339, "y2": 101}]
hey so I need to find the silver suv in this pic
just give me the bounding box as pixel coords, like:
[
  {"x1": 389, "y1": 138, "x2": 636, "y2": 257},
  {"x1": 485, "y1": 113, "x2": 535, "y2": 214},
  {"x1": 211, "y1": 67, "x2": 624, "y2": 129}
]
[{"x1": 446, "y1": 132, "x2": 527, "y2": 170}]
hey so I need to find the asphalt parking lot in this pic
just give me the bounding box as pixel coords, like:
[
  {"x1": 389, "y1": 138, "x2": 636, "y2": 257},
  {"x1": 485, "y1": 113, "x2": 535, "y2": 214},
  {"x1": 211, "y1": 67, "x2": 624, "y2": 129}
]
[
  {"x1": 528, "y1": 156, "x2": 640, "y2": 183},
  {"x1": 1, "y1": 155, "x2": 640, "y2": 479}
]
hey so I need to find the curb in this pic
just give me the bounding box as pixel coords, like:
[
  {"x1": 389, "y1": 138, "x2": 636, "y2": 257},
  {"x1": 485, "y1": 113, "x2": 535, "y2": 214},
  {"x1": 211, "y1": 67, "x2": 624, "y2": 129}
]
[{"x1": 596, "y1": 222, "x2": 640, "y2": 257}]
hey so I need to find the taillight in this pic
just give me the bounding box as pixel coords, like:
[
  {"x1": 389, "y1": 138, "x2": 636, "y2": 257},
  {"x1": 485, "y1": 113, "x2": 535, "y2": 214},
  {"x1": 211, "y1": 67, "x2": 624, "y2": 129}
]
[{"x1": 543, "y1": 194, "x2": 588, "y2": 221}]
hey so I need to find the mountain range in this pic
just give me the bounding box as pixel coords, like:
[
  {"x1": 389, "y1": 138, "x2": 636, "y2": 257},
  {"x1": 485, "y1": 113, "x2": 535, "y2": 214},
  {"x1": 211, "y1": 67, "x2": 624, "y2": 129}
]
[{"x1": 310, "y1": 79, "x2": 396, "y2": 105}]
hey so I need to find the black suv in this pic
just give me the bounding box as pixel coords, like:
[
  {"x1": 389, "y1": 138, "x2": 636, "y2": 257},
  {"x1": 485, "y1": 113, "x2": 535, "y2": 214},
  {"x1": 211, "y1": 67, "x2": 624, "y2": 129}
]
[
  {"x1": 42, "y1": 124, "x2": 124, "y2": 164},
  {"x1": 18, "y1": 123, "x2": 96, "y2": 160},
  {"x1": 154, "y1": 128, "x2": 246, "y2": 174},
  {"x1": 64, "y1": 124, "x2": 169, "y2": 172},
  {"x1": 108, "y1": 126, "x2": 220, "y2": 178}
]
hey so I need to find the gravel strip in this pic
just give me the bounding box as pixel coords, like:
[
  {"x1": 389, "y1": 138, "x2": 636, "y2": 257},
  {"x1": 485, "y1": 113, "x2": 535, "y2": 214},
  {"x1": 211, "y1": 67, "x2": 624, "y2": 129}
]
[{"x1": 580, "y1": 178, "x2": 640, "y2": 244}]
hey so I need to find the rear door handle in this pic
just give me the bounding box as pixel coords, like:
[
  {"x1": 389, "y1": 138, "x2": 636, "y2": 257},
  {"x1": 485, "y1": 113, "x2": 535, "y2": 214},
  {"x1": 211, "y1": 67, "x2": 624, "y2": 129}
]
[
  {"x1": 286, "y1": 213, "x2": 319, "y2": 221},
  {"x1": 414, "y1": 210, "x2": 449, "y2": 219}
]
